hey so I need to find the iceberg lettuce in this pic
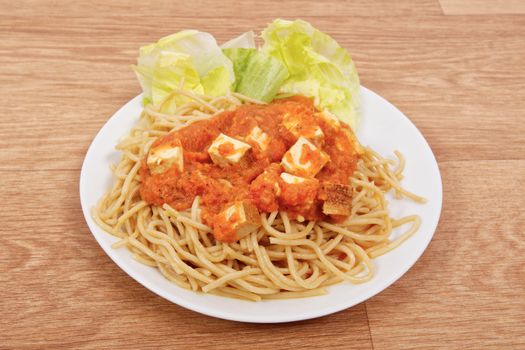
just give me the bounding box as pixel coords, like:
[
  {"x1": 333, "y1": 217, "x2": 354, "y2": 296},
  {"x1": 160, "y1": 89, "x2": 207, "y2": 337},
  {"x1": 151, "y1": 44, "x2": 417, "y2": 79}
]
[
  {"x1": 221, "y1": 31, "x2": 256, "y2": 49},
  {"x1": 133, "y1": 30, "x2": 234, "y2": 112},
  {"x1": 261, "y1": 19, "x2": 361, "y2": 128},
  {"x1": 223, "y1": 48, "x2": 289, "y2": 102},
  {"x1": 222, "y1": 31, "x2": 288, "y2": 102},
  {"x1": 132, "y1": 21, "x2": 361, "y2": 128}
]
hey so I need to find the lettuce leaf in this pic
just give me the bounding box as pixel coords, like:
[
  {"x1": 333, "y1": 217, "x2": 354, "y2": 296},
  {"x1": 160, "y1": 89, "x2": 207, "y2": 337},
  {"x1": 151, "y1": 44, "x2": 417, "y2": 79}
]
[
  {"x1": 132, "y1": 21, "x2": 361, "y2": 128},
  {"x1": 201, "y1": 66, "x2": 231, "y2": 97},
  {"x1": 221, "y1": 31, "x2": 256, "y2": 49},
  {"x1": 133, "y1": 30, "x2": 234, "y2": 111},
  {"x1": 235, "y1": 51, "x2": 289, "y2": 102},
  {"x1": 223, "y1": 48, "x2": 257, "y2": 90},
  {"x1": 222, "y1": 33, "x2": 289, "y2": 102},
  {"x1": 261, "y1": 19, "x2": 361, "y2": 129},
  {"x1": 223, "y1": 48, "x2": 289, "y2": 102},
  {"x1": 150, "y1": 52, "x2": 202, "y2": 110},
  {"x1": 156, "y1": 30, "x2": 234, "y2": 82}
]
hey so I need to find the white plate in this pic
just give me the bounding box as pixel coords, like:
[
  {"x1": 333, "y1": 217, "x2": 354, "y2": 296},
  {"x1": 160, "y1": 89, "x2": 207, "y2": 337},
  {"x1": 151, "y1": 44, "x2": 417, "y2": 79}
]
[{"x1": 80, "y1": 87, "x2": 442, "y2": 323}]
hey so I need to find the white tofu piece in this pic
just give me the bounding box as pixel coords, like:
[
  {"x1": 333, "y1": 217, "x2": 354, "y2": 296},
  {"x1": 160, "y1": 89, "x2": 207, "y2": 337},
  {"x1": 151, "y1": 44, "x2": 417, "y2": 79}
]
[
  {"x1": 245, "y1": 126, "x2": 270, "y2": 151},
  {"x1": 281, "y1": 136, "x2": 329, "y2": 177},
  {"x1": 274, "y1": 182, "x2": 281, "y2": 196},
  {"x1": 147, "y1": 142, "x2": 184, "y2": 174},
  {"x1": 207, "y1": 133, "x2": 251, "y2": 167},
  {"x1": 342, "y1": 127, "x2": 365, "y2": 155},
  {"x1": 315, "y1": 111, "x2": 341, "y2": 129},
  {"x1": 283, "y1": 113, "x2": 324, "y2": 141},
  {"x1": 279, "y1": 172, "x2": 319, "y2": 193},
  {"x1": 280, "y1": 172, "x2": 307, "y2": 184},
  {"x1": 278, "y1": 172, "x2": 320, "y2": 208},
  {"x1": 253, "y1": 168, "x2": 281, "y2": 196},
  {"x1": 218, "y1": 179, "x2": 233, "y2": 188},
  {"x1": 312, "y1": 126, "x2": 324, "y2": 140},
  {"x1": 213, "y1": 201, "x2": 261, "y2": 242}
]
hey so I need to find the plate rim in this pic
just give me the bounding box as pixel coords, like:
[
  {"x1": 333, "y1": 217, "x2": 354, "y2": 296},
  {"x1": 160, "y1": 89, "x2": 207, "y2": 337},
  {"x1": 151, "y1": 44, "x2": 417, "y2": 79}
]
[{"x1": 79, "y1": 86, "x2": 443, "y2": 323}]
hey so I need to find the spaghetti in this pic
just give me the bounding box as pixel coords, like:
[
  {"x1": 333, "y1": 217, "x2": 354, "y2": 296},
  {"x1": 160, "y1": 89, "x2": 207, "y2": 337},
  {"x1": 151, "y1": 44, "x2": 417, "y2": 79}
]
[{"x1": 93, "y1": 89, "x2": 425, "y2": 301}]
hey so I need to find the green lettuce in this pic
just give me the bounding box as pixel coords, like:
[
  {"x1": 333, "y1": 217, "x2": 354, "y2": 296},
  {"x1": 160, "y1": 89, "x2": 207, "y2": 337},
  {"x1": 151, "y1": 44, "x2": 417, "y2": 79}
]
[
  {"x1": 133, "y1": 30, "x2": 234, "y2": 112},
  {"x1": 223, "y1": 48, "x2": 257, "y2": 90},
  {"x1": 132, "y1": 21, "x2": 361, "y2": 128},
  {"x1": 221, "y1": 31, "x2": 256, "y2": 49},
  {"x1": 150, "y1": 52, "x2": 202, "y2": 110},
  {"x1": 201, "y1": 66, "x2": 231, "y2": 97},
  {"x1": 261, "y1": 19, "x2": 361, "y2": 128},
  {"x1": 223, "y1": 48, "x2": 289, "y2": 102},
  {"x1": 222, "y1": 32, "x2": 289, "y2": 102}
]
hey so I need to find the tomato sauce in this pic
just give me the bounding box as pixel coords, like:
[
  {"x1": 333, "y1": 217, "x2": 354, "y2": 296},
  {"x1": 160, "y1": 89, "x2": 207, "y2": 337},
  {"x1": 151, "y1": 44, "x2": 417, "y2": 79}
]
[{"x1": 139, "y1": 96, "x2": 360, "y2": 227}]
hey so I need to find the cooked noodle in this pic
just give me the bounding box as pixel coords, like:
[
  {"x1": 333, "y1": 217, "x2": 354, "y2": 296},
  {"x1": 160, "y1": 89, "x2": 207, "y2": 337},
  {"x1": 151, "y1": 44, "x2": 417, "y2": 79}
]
[{"x1": 93, "y1": 89, "x2": 425, "y2": 301}]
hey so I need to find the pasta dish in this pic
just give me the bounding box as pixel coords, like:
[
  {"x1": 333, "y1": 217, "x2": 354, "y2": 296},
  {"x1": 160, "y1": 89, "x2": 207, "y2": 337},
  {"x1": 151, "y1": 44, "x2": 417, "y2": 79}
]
[{"x1": 92, "y1": 19, "x2": 426, "y2": 301}]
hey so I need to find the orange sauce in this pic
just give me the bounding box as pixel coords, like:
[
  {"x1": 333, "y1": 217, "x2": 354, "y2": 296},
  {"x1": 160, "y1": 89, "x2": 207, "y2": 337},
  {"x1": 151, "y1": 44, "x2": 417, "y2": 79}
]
[
  {"x1": 139, "y1": 96, "x2": 359, "y2": 227},
  {"x1": 218, "y1": 142, "x2": 235, "y2": 157}
]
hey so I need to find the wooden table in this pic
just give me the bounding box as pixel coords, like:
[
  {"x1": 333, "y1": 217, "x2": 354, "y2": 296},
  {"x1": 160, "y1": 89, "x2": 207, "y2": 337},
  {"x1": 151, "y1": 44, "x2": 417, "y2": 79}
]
[{"x1": 1, "y1": 1, "x2": 524, "y2": 349}]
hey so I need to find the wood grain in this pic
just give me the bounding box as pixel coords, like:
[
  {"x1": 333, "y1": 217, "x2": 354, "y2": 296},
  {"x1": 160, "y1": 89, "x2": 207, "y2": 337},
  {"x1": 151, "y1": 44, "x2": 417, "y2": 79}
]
[
  {"x1": 439, "y1": 0, "x2": 525, "y2": 15},
  {"x1": 0, "y1": 0, "x2": 442, "y2": 17},
  {"x1": 0, "y1": 170, "x2": 373, "y2": 350},
  {"x1": 2, "y1": 15, "x2": 524, "y2": 170},
  {"x1": 366, "y1": 160, "x2": 525, "y2": 350},
  {"x1": 1, "y1": 0, "x2": 525, "y2": 349}
]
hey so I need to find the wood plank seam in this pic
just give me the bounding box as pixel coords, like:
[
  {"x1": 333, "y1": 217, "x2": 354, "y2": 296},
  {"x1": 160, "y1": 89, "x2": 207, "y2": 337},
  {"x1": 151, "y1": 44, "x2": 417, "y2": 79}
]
[{"x1": 364, "y1": 302, "x2": 376, "y2": 350}]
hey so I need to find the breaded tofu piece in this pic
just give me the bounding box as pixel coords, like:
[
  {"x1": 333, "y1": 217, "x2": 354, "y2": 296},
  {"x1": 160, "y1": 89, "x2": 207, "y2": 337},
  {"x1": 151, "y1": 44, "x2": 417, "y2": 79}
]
[{"x1": 320, "y1": 182, "x2": 353, "y2": 216}]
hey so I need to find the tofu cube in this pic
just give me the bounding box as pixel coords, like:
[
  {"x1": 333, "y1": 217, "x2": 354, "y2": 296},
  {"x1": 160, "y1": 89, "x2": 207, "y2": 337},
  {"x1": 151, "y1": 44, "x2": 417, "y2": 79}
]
[
  {"x1": 213, "y1": 202, "x2": 261, "y2": 242},
  {"x1": 278, "y1": 172, "x2": 320, "y2": 208},
  {"x1": 280, "y1": 172, "x2": 308, "y2": 185},
  {"x1": 315, "y1": 111, "x2": 341, "y2": 129},
  {"x1": 283, "y1": 113, "x2": 324, "y2": 141},
  {"x1": 342, "y1": 127, "x2": 364, "y2": 155},
  {"x1": 245, "y1": 126, "x2": 270, "y2": 151},
  {"x1": 281, "y1": 137, "x2": 329, "y2": 177},
  {"x1": 248, "y1": 165, "x2": 282, "y2": 212},
  {"x1": 207, "y1": 133, "x2": 251, "y2": 167},
  {"x1": 147, "y1": 141, "x2": 184, "y2": 174},
  {"x1": 321, "y1": 182, "x2": 353, "y2": 216}
]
